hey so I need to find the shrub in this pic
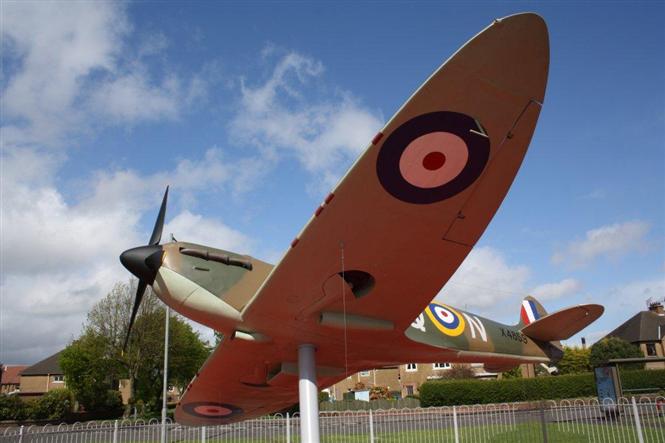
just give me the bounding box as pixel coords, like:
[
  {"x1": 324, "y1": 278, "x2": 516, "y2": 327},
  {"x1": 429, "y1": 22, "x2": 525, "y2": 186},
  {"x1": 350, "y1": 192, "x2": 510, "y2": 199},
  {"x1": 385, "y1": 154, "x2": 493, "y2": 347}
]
[
  {"x1": 419, "y1": 369, "x2": 665, "y2": 406},
  {"x1": 557, "y1": 346, "x2": 592, "y2": 374},
  {"x1": 590, "y1": 337, "x2": 644, "y2": 369},
  {"x1": 30, "y1": 389, "x2": 74, "y2": 421},
  {"x1": 0, "y1": 394, "x2": 31, "y2": 421}
]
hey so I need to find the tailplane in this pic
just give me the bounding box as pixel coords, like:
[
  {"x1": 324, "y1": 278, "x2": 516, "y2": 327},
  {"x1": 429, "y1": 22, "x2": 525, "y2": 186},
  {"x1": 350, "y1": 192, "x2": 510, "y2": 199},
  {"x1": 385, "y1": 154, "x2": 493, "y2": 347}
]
[{"x1": 516, "y1": 296, "x2": 604, "y2": 342}]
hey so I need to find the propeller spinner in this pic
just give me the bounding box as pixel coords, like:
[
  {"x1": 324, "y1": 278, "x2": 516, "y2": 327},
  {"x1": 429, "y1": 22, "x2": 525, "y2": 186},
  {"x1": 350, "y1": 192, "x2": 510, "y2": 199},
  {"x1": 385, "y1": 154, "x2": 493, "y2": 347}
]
[{"x1": 120, "y1": 186, "x2": 169, "y2": 350}]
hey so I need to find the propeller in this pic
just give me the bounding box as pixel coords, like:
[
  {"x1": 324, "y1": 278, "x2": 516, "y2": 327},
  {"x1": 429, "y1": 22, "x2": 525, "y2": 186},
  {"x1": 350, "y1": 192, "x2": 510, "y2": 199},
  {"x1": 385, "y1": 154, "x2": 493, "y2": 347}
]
[{"x1": 120, "y1": 186, "x2": 169, "y2": 350}]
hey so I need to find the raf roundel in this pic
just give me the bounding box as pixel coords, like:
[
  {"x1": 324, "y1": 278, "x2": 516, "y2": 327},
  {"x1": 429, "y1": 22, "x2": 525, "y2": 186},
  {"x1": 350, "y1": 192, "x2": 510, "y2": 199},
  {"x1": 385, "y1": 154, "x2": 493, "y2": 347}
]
[
  {"x1": 182, "y1": 402, "x2": 243, "y2": 420},
  {"x1": 425, "y1": 302, "x2": 466, "y2": 336},
  {"x1": 376, "y1": 111, "x2": 490, "y2": 204}
]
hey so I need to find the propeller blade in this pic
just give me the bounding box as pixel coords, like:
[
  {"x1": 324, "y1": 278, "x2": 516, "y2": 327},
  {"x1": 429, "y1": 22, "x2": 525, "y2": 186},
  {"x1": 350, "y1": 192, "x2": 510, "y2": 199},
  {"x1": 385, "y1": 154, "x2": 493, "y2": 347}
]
[
  {"x1": 123, "y1": 280, "x2": 147, "y2": 351},
  {"x1": 148, "y1": 186, "x2": 169, "y2": 246}
]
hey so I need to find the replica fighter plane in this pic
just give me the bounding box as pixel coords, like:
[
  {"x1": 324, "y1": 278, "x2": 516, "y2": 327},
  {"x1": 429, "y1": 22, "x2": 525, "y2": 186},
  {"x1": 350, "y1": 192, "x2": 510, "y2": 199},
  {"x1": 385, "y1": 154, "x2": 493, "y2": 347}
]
[{"x1": 119, "y1": 12, "x2": 602, "y2": 439}]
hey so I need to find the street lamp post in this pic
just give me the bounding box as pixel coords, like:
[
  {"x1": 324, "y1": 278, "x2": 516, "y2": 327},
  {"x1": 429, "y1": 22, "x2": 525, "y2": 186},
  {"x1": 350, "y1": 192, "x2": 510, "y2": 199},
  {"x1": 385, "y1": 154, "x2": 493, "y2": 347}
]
[{"x1": 160, "y1": 306, "x2": 170, "y2": 443}]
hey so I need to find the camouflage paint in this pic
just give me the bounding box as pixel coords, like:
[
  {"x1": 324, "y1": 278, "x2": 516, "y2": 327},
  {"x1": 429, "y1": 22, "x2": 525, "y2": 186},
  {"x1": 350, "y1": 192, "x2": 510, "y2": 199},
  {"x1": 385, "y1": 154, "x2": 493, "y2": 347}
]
[{"x1": 406, "y1": 301, "x2": 563, "y2": 363}]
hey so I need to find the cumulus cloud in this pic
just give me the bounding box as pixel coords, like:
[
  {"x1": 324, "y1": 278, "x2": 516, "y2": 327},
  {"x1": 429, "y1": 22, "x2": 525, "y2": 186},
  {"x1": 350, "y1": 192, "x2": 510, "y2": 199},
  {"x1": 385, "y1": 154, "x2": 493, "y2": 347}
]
[
  {"x1": 1, "y1": 1, "x2": 204, "y2": 148},
  {"x1": 0, "y1": 146, "x2": 250, "y2": 364},
  {"x1": 164, "y1": 211, "x2": 254, "y2": 253},
  {"x1": 552, "y1": 221, "x2": 651, "y2": 268},
  {"x1": 530, "y1": 278, "x2": 582, "y2": 301},
  {"x1": 434, "y1": 247, "x2": 586, "y2": 323},
  {"x1": 230, "y1": 50, "x2": 383, "y2": 192}
]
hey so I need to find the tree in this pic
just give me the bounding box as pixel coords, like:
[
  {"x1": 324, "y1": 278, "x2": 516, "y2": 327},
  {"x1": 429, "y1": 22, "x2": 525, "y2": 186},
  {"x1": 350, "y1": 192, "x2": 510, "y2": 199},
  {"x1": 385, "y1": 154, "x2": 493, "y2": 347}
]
[
  {"x1": 60, "y1": 333, "x2": 124, "y2": 413},
  {"x1": 61, "y1": 280, "x2": 210, "y2": 415},
  {"x1": 590, "y1": 337, "x2": 644, "y2": 370},
  {"x1": 557, "y1": 346, "x2": 592, "y2": 375}
]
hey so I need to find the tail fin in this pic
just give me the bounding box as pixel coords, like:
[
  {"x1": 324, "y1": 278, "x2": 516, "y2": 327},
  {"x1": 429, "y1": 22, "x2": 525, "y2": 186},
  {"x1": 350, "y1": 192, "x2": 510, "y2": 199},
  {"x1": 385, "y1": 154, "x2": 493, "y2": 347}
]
[
  {"x1": 516, "y1": 296, "x2": 604, "y2": 342},
  {"x1": 517, "y1": 296, "x2": 548, "y2": 328}
]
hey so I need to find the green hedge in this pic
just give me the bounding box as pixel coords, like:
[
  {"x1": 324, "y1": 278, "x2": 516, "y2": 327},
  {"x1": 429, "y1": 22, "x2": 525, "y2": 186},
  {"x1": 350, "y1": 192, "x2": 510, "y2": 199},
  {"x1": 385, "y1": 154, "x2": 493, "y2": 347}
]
[
  {"x1": 420, "y1": 369, "x2": 665, "y2": 407},
  {"x1": 0, "y1": 389, "x2": 74, "y2": 422}
]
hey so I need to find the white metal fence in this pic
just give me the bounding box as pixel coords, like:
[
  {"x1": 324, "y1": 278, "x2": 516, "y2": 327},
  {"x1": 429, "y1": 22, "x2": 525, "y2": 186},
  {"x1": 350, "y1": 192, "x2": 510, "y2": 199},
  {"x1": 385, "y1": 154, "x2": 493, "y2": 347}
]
[{"x1": 2, "y1": 396, "x2": 664, "y2": 442}]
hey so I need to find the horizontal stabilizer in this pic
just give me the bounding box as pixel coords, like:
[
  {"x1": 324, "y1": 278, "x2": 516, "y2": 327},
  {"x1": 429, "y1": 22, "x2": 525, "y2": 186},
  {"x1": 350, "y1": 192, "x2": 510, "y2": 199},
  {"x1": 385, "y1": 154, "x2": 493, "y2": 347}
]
[{"x1": 520, "y1": 304, "x2": 604, "y2": 342}]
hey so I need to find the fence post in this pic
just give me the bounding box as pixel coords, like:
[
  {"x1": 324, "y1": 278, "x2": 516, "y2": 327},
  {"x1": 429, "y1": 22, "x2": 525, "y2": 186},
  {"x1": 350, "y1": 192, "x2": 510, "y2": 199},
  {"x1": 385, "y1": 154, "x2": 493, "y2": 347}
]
[
  {"x1": 200, "y1": 425, "x2": 206, "y2": 443},
  {"x1": 369, "y1": 409, "x2": 374, "y2": 443},
  {"x1": 286, "y1": 412, "x2": 291, "y2": 443},
  {"x1": 539, "y1": 401, "x2": 548, "y2": 443},
  {"x1": 18, "y1": 425, "x2": 24, "y2": 443},
  {"x1": 631, "y1": 397, "x2": 645, "y2": 443},
  {"x1": 453, "y1": 406, "x2": 459, "y2": 443},
  {"x1": 113, "y1": 420, "x2": 119, "y2": 443}
]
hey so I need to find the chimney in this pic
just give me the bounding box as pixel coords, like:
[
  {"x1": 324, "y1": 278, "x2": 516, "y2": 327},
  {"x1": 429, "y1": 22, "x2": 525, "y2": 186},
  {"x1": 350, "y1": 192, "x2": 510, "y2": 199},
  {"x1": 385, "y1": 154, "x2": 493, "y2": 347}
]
[{"x1": 648, "y1": 301, "x2": 664, "y2": 315}]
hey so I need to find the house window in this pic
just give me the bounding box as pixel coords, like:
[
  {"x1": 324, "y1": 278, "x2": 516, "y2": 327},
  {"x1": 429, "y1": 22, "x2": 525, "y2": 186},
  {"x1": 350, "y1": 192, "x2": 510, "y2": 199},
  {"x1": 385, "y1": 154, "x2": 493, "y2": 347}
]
[
  {"x1": 406, "y1": 363, "x2": 417, "y2": 372},
  {"x1": 406, "y1": 385, "x2": 415, "y2": 396},
  {"x1": 359, "y1": 371, "x2": 370, "y2": 377},
  {"x1": 433, "y1": 363, "x2": 451, "y2": 370},
  {"x1": 52, "y1": 375, "x2": 64, "y2": 382},
  {"x1": 646, "y1": 343, "x2": 657, "y2": 356}
]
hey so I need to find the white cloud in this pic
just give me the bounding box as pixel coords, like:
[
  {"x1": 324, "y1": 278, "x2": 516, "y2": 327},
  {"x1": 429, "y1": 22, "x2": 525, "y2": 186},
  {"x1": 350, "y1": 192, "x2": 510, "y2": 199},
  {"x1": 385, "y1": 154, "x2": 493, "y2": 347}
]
[
  {"x1": 0, "y1": 147, "x2": 252, "y2": 364},
  {"x1": 435, "y1": 247, "x2": 530, "y2": 316},
  {"x1": 434, "y1": 247, "x2": 586, "y2": 323},
  {"x1": 1, "y1": 1, "x2": 204, "y2": 148},
  {"x1": 605, "y1": 277, "x2": 665, "y2": 314},
  {"x1": 164, "y1": 211, "x2": 253, "y2": 254},
  {"x1": 530, "y1": 278, "x2": 582, "y2": 301},
  {"x1": 552, "y1": 221, "x2": 651, "y2": 268},
  {"x1": 230, "y1": 50, "x2": 383, "y2": 193}
]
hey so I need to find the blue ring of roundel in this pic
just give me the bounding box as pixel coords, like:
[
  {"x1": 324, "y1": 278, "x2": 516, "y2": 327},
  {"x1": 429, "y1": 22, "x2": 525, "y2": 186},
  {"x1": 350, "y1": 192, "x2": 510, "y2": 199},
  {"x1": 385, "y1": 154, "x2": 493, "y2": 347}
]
[
  {"x1": 425, "y1": 302, "x2": 466, "y2": 336},
  {"x1": 375, "y1": 111, "x2": 490, "y2": 204}
]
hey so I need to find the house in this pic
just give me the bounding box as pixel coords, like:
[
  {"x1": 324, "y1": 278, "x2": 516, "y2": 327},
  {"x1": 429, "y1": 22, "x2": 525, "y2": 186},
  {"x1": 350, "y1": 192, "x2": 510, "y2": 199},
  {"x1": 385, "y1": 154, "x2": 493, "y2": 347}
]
[
  {"x1": 19, "y1": 351, "x2": 66, "y2": 398},
  {"x1": 1, "y1": 365, "x2": 28, "y2": 395},
  {"x1": 602, "y1": 300, "x2": 665, "y2": 369},
  {"x1": 326, "y1": 362, "x2": 492, "y2": 399}
]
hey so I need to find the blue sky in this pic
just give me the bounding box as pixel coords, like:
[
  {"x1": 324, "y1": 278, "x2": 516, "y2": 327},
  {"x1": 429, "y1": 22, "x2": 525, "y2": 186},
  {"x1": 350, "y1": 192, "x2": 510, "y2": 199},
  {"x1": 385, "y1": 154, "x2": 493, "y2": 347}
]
[{"x1": 1, "y1": 1, "x2": 663, "y2": 364}]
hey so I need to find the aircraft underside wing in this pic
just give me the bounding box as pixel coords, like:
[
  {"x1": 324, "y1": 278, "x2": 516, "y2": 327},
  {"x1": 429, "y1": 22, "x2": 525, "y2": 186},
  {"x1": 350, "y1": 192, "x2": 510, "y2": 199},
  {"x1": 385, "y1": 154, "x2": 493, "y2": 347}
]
[{"x1": 175, "y1": 13, "x2": 549, "y2": 425}]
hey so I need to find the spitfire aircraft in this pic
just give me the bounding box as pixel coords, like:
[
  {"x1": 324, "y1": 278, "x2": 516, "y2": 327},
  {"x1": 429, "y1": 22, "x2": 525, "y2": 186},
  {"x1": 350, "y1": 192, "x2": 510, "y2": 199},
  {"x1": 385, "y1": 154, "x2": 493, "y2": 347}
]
[{"x1": 119, "y1": 12, "x2": 603, "y2": 439}]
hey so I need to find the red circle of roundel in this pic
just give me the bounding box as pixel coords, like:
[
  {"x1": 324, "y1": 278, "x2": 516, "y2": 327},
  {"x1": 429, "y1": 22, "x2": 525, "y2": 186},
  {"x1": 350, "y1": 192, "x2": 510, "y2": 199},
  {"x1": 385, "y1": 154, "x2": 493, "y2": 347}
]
[
  {"x1": 182, "y1": 401, "x2": 243, "y2": 420},
  {"x1": 376, "y1": 111, "x2": 490, "y2": 204}
]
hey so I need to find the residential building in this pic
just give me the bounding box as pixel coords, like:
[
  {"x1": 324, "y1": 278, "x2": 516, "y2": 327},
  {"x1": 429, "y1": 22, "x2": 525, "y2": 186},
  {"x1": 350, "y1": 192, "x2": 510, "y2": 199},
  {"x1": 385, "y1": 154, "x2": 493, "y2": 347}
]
[
  {"x1": 326, "y1": 363, "x2": 491, "y2": 399},
  {"x1": 1, "y1": 365, "x2": 28, "y2": 395},
  {"x1": 602, "y1": 300, "x2": 665, "y2": 369},
  {"x1": 19, "y1": 351, "x2": 66, "y2": 398}
]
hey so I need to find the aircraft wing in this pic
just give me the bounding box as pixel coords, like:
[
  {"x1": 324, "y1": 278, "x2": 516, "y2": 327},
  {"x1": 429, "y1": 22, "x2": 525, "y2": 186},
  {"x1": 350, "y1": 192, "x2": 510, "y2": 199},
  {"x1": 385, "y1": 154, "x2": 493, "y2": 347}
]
[
  {"x1": 242, "y1": 12, "x2": 548, "y2": 348},
  {"x1": 175, "y1": 333, "x2": 349, "y2": 426},
  {"x1": 176, "y1": 13, "x2": 549, "y2": 425}
]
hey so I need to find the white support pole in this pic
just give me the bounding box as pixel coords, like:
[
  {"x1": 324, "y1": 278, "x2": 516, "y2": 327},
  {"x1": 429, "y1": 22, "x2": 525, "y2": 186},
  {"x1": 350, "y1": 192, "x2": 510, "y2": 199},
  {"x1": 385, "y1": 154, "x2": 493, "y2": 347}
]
[
  {"x1": 453, "y1": 405, "x2": 459, "y2": 443},
  {"x1": 369, "y1": 409, "x2": 374, "y2": 443},
  {"x1": 286, "y1": 412, "x2": 291, "y2": 443},
  {"x1": 298, "y1": 344, "x2": 320, "y2": 443},
  {"x1": 200, "y1": 425, "x2": 206, "y2": 443},
  {"x1": 161, "y1": 306, "x2": 170, "y2": 443},
  {"x1": 631, "y1": 397, "x2": 645, "y2": 443},
  {"x1": 113, "y1": 420, "x2": 119, "y2": 443}
]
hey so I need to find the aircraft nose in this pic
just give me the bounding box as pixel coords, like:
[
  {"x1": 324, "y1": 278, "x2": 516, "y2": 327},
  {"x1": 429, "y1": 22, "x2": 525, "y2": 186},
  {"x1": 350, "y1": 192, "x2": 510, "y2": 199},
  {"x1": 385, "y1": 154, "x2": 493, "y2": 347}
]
[{"x1": 119, "y1": 244, "x2": 164, "y2": 284}]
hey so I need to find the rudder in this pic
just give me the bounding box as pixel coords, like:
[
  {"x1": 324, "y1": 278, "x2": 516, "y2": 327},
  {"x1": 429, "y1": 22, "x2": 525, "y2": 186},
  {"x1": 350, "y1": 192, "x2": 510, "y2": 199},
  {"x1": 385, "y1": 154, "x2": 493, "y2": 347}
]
[{"x1": 517, "y1": 296, "x2": 548, "y2": 328}]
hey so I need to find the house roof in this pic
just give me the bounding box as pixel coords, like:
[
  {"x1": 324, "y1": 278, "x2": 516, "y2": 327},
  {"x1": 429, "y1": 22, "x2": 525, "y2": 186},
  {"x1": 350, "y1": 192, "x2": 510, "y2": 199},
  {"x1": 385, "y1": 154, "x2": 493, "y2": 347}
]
[
  {"x1": 21, "y1": 351, "x2": 64, "y2": 376},
  {"x1": 604, "y1": 310, "x2": 665, "y2": 343},
  {"x1": 1, "y1": 366, "x2": 28, "y2": 385}
]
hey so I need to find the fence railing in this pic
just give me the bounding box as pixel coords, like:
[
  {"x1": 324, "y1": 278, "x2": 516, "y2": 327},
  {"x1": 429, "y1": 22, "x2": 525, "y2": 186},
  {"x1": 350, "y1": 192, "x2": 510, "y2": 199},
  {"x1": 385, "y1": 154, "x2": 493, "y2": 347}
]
[{"x1": 2, "y1": 396, "x2": 664, "y2": 442}]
